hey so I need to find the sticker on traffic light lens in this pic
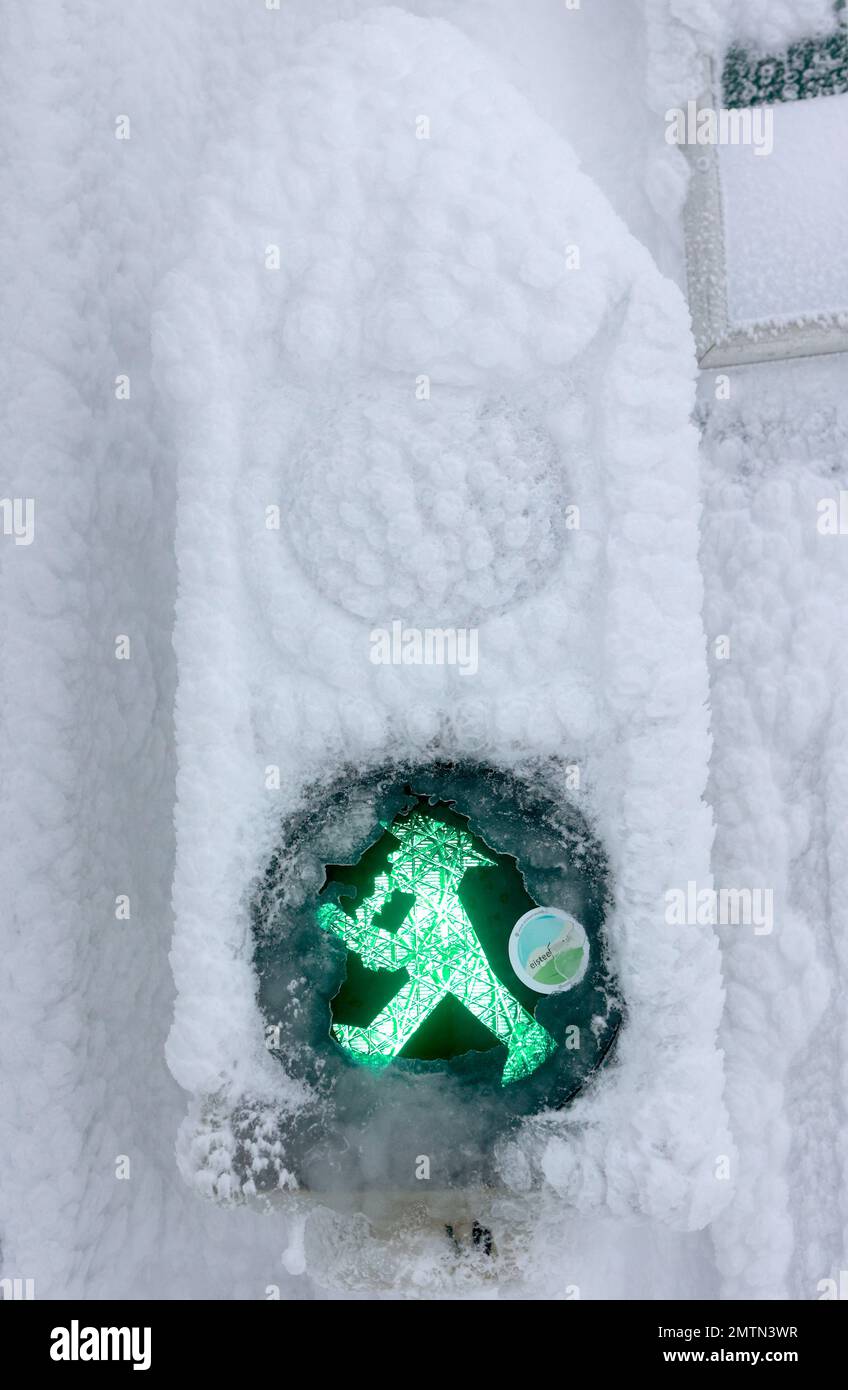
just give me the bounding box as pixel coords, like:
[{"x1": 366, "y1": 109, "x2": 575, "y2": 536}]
[{"x1": 509, "y1": 907, "x2": 589, "y2": 994}]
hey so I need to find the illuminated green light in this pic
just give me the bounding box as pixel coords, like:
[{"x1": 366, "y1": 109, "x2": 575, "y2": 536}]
[{"x1": 318, "y1": 809, "x2": 556, "y2": 1084}]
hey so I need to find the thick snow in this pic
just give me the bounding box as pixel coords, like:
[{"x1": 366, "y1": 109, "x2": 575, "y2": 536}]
[
  {"x1": 0, "y1": 0, "x2": 305, "y2": 1300},
  {"x1": 1, "y1": 0, "x2": 845, "y2": 1302},
  {"x1": 719, "y1": 93, "x2": 848, "y2": 325},
  {"x1": 701, "y1": 357, "x2": 848, "y2": 1299}
]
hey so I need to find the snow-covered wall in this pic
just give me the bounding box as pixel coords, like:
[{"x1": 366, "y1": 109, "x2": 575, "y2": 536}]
[{"x1": 701, "y1": 359, "x2": 848, "y2": 1299}]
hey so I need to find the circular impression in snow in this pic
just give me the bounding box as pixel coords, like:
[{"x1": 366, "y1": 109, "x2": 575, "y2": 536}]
[
  {"x1": 509, "y1": 907, "x2": 589, "y2": 994},
  {"x1": 283, "y1": 386, "x2": 566, "y2": 625}
]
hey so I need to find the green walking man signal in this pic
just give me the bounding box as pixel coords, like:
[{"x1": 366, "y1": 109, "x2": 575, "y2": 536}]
[{"x1": 318, "y1": 808, "x2": 557, "y2": 1084}]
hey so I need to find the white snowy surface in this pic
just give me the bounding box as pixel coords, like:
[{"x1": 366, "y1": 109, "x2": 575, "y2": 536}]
[
  {"x1": 719, "y1": 93, "x2": 848, "y2": 325},
  {"x1": 700, "y1": 358, "x2": 848, "y2": 1299},
  {"x1": 0, "y1": 0, "x2": 845, "y2": 1301}
]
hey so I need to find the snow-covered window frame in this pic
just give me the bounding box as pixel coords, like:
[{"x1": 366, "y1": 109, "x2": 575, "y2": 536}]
[{"x1": 684, "y1": 21, "x2": 848, "y2": 369}]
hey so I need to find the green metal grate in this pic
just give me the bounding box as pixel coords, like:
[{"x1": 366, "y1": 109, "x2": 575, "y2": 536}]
[{"x1": 723, "y1": 8, "x2": 848, "y2": 108}]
